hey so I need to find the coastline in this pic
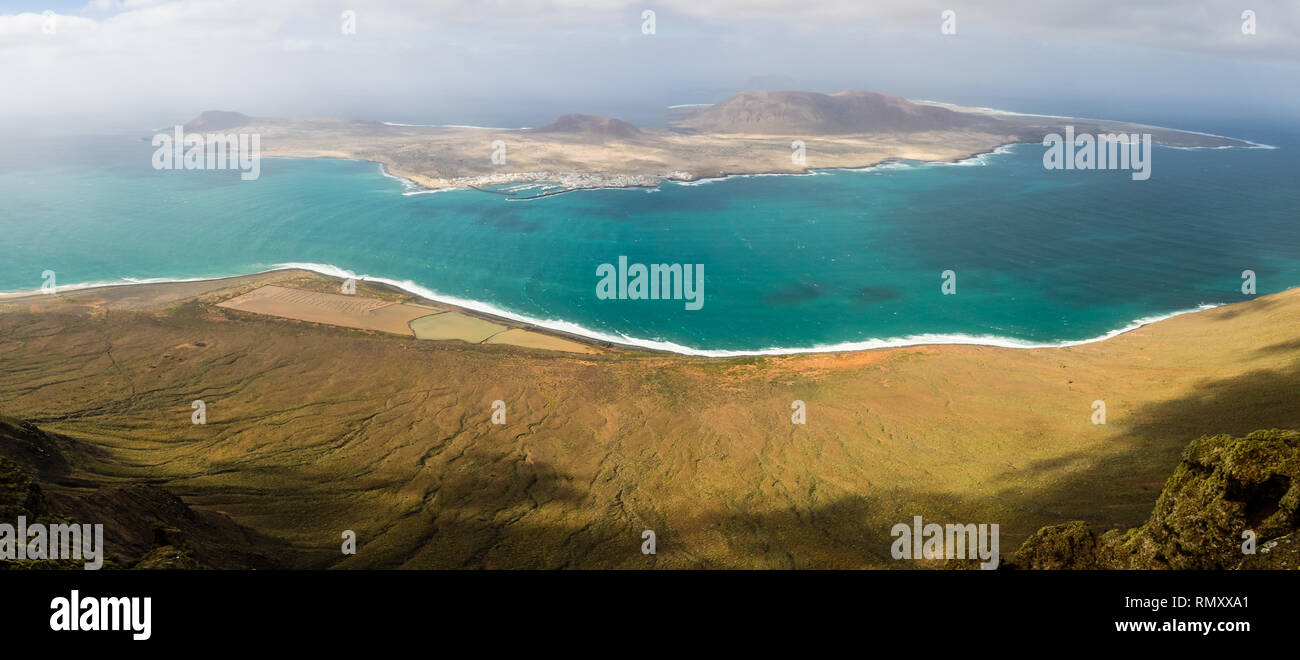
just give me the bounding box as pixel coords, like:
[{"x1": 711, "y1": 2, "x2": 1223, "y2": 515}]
[
  {"x1": 292, "y1": 128, "x2": 1269, "y2": 201},
  {"x1": 291, "y1": 141, "x2": 1030, "y2": 198},
  {"x1": 278, "y1": 140, "x2": 1026, "y2": 203},
  {"x1": 250, "y1": 96, "x2": 1266, "y2": 198},
  {"x1": 0, "y1": 264, "x2": 1269, "y2": 358},
  {"x1": 6, "y1": 243, "x2": 1297, "y2": 571},
  {"x1": 6, "y1": 124, "x2": 1280, "y2": 357},
  {"x1": 913, "y1": 99, "x2": 1280, "y2": 149}
]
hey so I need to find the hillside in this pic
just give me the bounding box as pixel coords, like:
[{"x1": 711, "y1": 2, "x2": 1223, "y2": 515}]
[
  {"x1": 182, "y1": 110, "x2": 256, "y2": 132},
  {"x1": 673, "y1": 90, "x2": 991, "y2": 134},
  {"x1": 2, "y1": 271, "x2": 1300, "y2": 568},
  {"x1": 528, "y1": 113, "x2": 643, "y2": 141},
  {"x1": 0, "y1": 413, "x2": 288, "y2": 569}
]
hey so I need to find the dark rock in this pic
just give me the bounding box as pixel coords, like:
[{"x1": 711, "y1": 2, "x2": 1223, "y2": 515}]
[
  {"x1": 1013, "y1": 429, "x2": 1299, "y2": 570},
  {"x1": 1, "y1": 414, "x2": 290, "y2": 569},
  {"x1": 1011, "y1": 521, "x2": 1099, "y2": 569},
  {"x1": 0, "y1": 456, "x2": 46, "y2": 521}
]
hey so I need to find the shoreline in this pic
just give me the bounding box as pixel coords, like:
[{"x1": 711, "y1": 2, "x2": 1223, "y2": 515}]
[
  {"x1": 255, "y1": 98, "x2": 1270, "y2": 198},
  {"x1": 2, "y1": 264, "x2": 1271, "y2": 359},
  {"x1": 912, "y1": 99, "x2": 1280, "y2": 149},
  {"x1": 326, "y1": 141, "x2": 1027, "y2": 198},
  {"x1": 314, "y1": 130, "x2": 1270, "y2": 201},
  {"x1": 316, "y1": 141, "x2": 1025, "y2": 201}
]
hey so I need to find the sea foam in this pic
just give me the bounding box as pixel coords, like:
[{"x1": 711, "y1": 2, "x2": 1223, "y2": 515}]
[
  {"x1": 0, "y1": 262, "x2": 1231, "y2": 357},
  {"x1": 263, "y1": 263, "x2": 1229, "y2": 357}
]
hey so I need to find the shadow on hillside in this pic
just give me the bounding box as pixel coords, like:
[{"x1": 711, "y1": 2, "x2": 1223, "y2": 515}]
[
  {"x1": 1210, "y1": 296, "x2": 1277, "y2": 321},
  {"x1": 979, "y1": 361, "x2": 1300, "y2": 537},
  {"x1": 356, "y1": 362, "x2": 1300, "y2": 569},
  {"x1": 1255, "y1": 338, "x2": 1300, "y2": 356}
]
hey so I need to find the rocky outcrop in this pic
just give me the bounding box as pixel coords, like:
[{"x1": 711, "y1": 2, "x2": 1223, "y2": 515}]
[
  {"x1": 1010, "y1": 521, "x2": 1099, "y2": 570},
  {"x1": 1239, "y1": 532, "x2": 1299, "y2": 570},
  {"x1": 1010, "y1": 429, "x2": 1299, "y2": 569},
  {"x1": 0, "y1": 415, "x2": 289, "y2": 569},
  {"x1": 0, "y1": 415, "x2": 72, "y2": 481}
]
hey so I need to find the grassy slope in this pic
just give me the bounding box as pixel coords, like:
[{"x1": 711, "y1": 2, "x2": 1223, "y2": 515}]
[{"x1": 1, "y1": 270, "x2": 1298, "y2": 568}]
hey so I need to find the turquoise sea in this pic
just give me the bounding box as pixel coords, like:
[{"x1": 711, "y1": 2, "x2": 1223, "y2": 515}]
[{"x1": 1, "y1": 123, "x2": 1297, "y2": 355}]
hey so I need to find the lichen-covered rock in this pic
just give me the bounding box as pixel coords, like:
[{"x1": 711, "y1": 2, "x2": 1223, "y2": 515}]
[
  {"x1": 1014, "y1": 429, "x2": 1299, "y2": 570},
  {"x1": 134, "y1": 545, "x2": 201, "y2": 570},
  {"x1": 1239, "y1": 532, "x2": 1300, "y2": 570},
  {"x1": 1011, "y1": 521, "x2": 1099, "y2": 569}
]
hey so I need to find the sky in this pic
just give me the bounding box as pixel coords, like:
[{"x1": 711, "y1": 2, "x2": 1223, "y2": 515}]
[{"x1": 1, "y1": 0, "x2": 1297, "y2": 131}]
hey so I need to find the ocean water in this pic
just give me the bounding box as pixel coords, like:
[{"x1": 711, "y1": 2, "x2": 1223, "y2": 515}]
[{"x1": 1, "y1": 124, "x2": 1297, "y2": 355}]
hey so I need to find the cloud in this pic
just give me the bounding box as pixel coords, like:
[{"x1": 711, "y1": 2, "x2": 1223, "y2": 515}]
[{"x1": 0, "y1": 0, "x2": 1296, "y2": 128}]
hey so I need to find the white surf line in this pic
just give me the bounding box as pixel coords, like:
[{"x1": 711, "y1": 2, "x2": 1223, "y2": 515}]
[
  {"x1": 375, "y1": 162, "x2": 422, "y2": 191},
  {"x1": 0, "y1": 275, "x2": 228, "y2": 297},
  {"x1": 913, "y1": 99, "x2": 1274, "y2": 149},
  {"x1": 5, "y1": 264, "x2": 1260, "y2": 358},
  {"x1": 402, "y1": 188, "x2": 464, "y2": 196},
  {"x1": 150, "y1": 264, "x2": 1254, "y2": 356},
  {"x1": 256, "y1": 264, "x2": 1236, "y2": 356},
  {"x1": 674, "y1": 170, "x2": 827, "y2": 187},
  {"x1": 274, "y1": 138, "x2": 1024, "y2": 199},
  {"x1": 674, "y1": 144, "x2": 1021, "y2": 187}
]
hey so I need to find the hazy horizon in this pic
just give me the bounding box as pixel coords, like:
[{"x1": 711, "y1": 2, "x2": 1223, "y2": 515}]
[{"x1": 2, "y1": 1, "x2": 1298, "y2": 132}]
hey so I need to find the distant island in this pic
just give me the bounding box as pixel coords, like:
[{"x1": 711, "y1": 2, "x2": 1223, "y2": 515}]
[{"x1": 177, "y1": 90, "x2": 1253, "y2": 195}]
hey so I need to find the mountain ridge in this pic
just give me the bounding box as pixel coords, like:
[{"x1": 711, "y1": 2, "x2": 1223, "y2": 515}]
[{"x1": 672, "y1": 90, "x2": 993, "y2": 134}]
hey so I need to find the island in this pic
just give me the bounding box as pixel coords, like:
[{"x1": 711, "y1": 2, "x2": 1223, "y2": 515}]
[{"x1": 179, "y1": 90, "x2": 1254, "y2": 196}]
